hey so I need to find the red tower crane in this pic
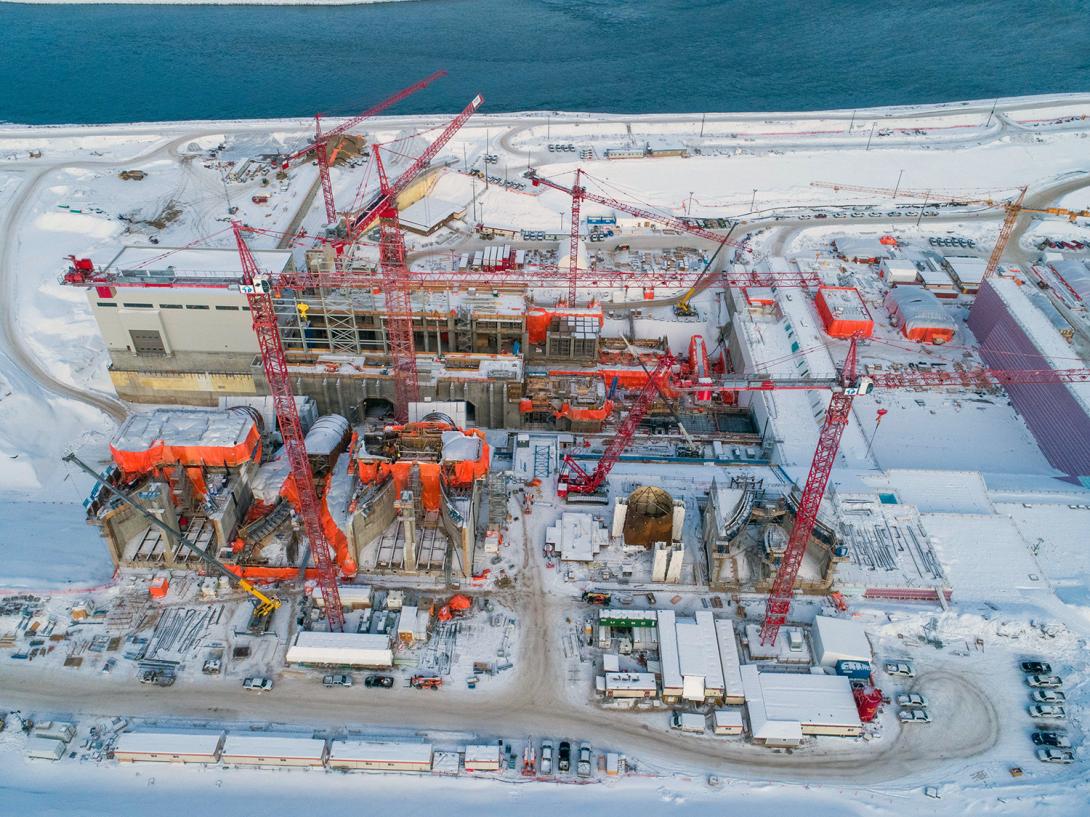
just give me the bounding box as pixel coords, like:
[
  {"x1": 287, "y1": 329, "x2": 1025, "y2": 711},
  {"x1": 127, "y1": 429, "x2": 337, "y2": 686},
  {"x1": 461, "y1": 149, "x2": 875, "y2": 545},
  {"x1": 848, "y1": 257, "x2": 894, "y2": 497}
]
[
  {"x1": 347, "y1": 93, "x2": 485, "y2": 243},
  {"x1": 557, "y1": 351, "x2": 676, "y2": 498},
  {"x1": 527, "y1": 168, "x2": 819, "y2": 300},
  {"x1": 234, "y1": 222, "x2": 345, "y2": 632},
  {"x1": 754, "y1": 337, "x2": 1090, "y2": 645},
  {"x1": 283, "y1": 71, "x2": 446, "y2": 224},
  {"x1": 372, "y1": 145, "x2": 420, "y2": 420}
]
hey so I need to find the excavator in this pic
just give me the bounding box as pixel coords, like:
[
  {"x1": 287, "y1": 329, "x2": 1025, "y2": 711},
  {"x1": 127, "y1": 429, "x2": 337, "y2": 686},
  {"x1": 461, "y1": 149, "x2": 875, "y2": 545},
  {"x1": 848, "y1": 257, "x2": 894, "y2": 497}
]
[{"x1": 64, "y1": 453, "x2": 280, "y2": 621}]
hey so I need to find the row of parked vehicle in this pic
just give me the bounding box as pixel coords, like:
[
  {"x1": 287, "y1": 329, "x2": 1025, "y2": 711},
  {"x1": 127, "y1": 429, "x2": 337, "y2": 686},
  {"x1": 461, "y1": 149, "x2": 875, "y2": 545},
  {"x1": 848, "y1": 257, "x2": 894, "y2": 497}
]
[
  {"x1": 539, "y1": 739, "x2": 592, "y2": 777},
  {"x1": 1021, "y1": 660, "x2": 1075, "y2": 764},
  {"x1": 1039, "y1": 238, "x2": 1087, "y2": 251},
  {"x1": 547, "y1": 143, "x2": 577, "y2": 153},
  {"x1": 928, "y1": 236, "x2": 976, "y2": 248}
]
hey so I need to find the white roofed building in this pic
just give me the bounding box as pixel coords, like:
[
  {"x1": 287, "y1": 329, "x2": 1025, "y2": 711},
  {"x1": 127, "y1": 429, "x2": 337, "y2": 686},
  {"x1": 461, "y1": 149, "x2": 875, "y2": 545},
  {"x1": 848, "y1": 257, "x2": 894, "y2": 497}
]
[
  {"x1": 742, "y1": 666, "x2": 863, "y2": 744},
  {"x1": 328, "y1": 740, "x2": 433, "y2": 772},
  {"x1": 220, "y1": 735, "x2": 327, "y2": 767},
  {"x1": 285, "y1": 631, "x2": 393, "y2": 668},
  {"x1": 114, "y1": 731, "x2": 225, "y2": 764}
]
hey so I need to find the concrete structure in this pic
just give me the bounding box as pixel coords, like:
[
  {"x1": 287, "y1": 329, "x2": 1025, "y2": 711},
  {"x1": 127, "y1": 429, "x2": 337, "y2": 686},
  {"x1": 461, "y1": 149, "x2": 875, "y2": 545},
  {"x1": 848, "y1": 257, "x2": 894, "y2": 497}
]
[
  {"x1": 651, "y1": 541, "x2": 685, "y2": 583},
  {"x1": 285, "y1": 631, "x2": 394, "y2": 668},
  {"x1": 327, "y1": 740, "x2": 434, "y2": 772},
  {"x1": 969, "y1": 278, "x2": 1090, "y2": 484},
  {"x1": 741, "y1": 666, "x2": 863, "y2": 744},
  {"x1": 702, "y1": 479, "x2": 755, "y2": 588},
  {"x1": 114, "y1": 731, "x2": 225, "y2": 764},
  {"x1": 220, "y1": 735, "x2": 327, "y2": 767},
  {"x1": 811, "y1": 616, "x2": 871, "y2": 668},
  {"x1": 547, "y1": 513, "x2": 608, "y2": 561}
]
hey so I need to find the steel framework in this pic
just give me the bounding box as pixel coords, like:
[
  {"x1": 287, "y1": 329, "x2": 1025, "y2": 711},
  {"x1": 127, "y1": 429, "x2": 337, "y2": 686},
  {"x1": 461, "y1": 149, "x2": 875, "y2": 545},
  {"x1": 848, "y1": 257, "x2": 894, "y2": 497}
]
[{"x1": 234, "y1": 222, "x2": 345, "y2": 632}]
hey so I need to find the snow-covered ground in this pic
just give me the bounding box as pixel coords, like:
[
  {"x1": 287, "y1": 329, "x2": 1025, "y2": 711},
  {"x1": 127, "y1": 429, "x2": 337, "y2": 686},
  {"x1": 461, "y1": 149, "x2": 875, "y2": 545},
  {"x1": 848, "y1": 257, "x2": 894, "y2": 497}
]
[{"x1": 2, "y1": 95, "x2": 1090, "y2": 813}]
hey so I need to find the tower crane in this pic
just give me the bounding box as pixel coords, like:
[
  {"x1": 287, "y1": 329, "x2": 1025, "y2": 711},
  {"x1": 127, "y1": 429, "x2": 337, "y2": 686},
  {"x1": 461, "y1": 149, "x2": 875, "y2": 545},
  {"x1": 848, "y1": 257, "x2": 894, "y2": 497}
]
[
  {"x1": 725, "y1": 333, "x2": 1090, "y2": 645},
  {"x1": 527, "y1": 168, "x2": 819, "y2": 304},
  {"x1": 234, "y1": 222, "x2": 346, "y2": 631},
  {"x1": 282, "y1": 71, "x2": 446, "y2": 224},
  {"x1": 808, "y1": 180, "x2": 1073, "y2": 281},
  {"x1": 556, "y1": 351, "x2": 676, "y2": 500},
  {"x1": 347, "y1": 93, "x2": 484, "y2": 243},
  {"x1": 64, "y1": 452, "x2": 281, "y2": 619}
]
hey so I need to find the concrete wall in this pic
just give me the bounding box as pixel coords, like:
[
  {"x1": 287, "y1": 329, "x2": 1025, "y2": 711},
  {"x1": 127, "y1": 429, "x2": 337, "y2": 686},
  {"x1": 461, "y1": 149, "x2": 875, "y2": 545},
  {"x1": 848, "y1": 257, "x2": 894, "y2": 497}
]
[{"x1": 350, "y1": 480, "x2": 397, "y2": 561}]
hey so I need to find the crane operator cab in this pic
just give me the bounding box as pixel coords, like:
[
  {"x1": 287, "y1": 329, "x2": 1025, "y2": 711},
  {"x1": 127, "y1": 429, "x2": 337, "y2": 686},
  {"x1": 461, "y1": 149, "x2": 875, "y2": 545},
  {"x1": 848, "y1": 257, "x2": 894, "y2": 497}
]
[{"x1": 844, "y1": 375, "x2": 875, "y2": 396}]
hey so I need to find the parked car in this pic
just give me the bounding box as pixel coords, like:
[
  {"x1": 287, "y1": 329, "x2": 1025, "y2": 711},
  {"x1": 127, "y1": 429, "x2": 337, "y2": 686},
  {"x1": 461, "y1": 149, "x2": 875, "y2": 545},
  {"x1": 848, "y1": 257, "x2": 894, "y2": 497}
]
[
  {"x1": 540, "y1": 740, "x2": 554, "y2": 775},
  {"x1": 101, "y1": 658, "x2": 116, "y2": 674},
  {"x1": 1032, "y1": 731, "x2": 1071, "y2": 748},
  {"x1": 323, "y1": 674, "x2": 352, "y2": 688},
  {"x1": 884, "y1": 662, "x2": 915, "y2": 678},
  {"x1": 1027, "y1": 675, "x2": 1063, "y2": 688},
  {"x1": 364, "y1": 674, "x2": 394, "y2": 689},
  {"x1": 577, "y1": 743, "x2": 593, "y2": 777},
  {"x1": 896, "y1": 693, "x2": 928, "y2": 709},
  {"x1": 1036, "y1": 748, "x2": 1075, "y2": 764},
  {"x1": 557, "y1": 740, "x2": 571, "y2": 773},
  {"x1": 243, "y1": 677, "x2": 273, "y2": 692},
  {"x1": 139, "y1": 670, "x2": 175, "y2": 687},
  {"x1": 898, "y1": 708, "x2": 931, "y2": 724},
  {"x1": 1021, "y1": 661, "x2": 1052, "y2": 674},
  {"x1": 1029, "y1": 704, "x2": 1067, "y2": 720},
  {"x1": 1032, "y1": 689, "x2": 1066, "y2": 704}
]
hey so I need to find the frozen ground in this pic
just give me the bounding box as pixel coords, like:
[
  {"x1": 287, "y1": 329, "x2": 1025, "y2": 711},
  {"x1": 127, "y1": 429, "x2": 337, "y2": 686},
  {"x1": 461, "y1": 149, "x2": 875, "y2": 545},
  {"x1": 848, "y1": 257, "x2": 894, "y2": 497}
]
[{"x1": 1, "y1": 95, "x2": 1090, "y2": 812}]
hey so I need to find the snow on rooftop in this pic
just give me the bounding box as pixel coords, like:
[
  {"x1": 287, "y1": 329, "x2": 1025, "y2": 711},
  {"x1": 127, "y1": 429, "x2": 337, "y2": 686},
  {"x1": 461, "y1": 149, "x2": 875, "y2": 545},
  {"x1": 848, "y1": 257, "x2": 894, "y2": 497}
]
[
  {"x1": 220, "y1": 735, "x2": 326, "y2": 761},
  {"x1": 106, "y1": 246, "x2": 292, "y2": 278},
  {"x1": 861, "y1": 469, "x2": 994, "y2": 514},
  {"x1": 742, "y1": 665, "x2": 861, "y2": 735},
  {"x1": 985, "y1": 277, "x2": 1090, "y2": 416},
  {"x1": 115, "y1": 731, "x2": 223, "y2": 757},
  {"x1": 603, "y1": 672, "x2": 658, "y2": 691},
  {"x1": 328, "y1": 740, "x2": 433, "y2": 764},
  {"x1": 112, "y1": 408, "x2": 254, "y2": 451},
  {"x1": 550, "y1": 512, "x2": 607, "y2": 561},
  {"x1": 714, "y1": 618, "x2": 744, "y2": 701},
  {"x1": 920, "y1": 512, "x2": 1048, "y2": 600},
  {"x1": 817, "y1": 287, "x2": 869, "y2": 321},
  {"x1": 944, "y1": 255, "x2": 987, "y2": 285}
]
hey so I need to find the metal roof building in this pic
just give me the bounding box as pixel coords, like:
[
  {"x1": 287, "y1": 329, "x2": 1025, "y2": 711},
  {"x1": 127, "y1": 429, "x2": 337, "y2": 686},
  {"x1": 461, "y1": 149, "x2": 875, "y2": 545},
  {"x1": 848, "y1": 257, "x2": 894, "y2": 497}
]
[
  {"x1": 285, "y1": 631, "x2": 393, "y2": 668},
  {"x1": 220, "y1": 735, "x2": 327, "y2": 767},
  {"x1": 328, "y1": 740, "x2": 433, "y2": 772},
  {"x1": 969, "y1": 277, "x2": 1090, "y2": 484},
  {"x1": 114, "y1": 730, "x2": 224, "y2": 764},
  {"x1": 741, "y1": 666, "x2": 863, "y2": 745}
]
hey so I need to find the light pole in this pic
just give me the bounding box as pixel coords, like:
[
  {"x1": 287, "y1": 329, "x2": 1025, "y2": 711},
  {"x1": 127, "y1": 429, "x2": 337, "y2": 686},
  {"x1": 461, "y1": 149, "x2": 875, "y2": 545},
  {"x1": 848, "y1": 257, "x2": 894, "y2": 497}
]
[
  {"x1": 848, "y1": 109, "x2": 856, "y2": 134},
  {"x1": 894, "y1": 169, "x2": 904, "y2": 197},
  {"x1": 866, "y1": 122, "x2": 876, "y2": 151},
  {"x1": 750, "y1": 188, "x2": 757, "y2": 212},
  {"x1": 687, "y1": 191, "x2": 694, "y2": 215}
]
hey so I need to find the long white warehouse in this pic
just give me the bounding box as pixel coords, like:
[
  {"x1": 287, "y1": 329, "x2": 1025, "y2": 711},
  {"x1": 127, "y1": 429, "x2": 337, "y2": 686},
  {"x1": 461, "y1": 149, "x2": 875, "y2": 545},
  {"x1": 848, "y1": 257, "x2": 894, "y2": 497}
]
[
  {"x1": 285, "y1": 631, "x2": 394, "y2": 668},
  {"x1": 114, "y1": 731, "x2": 225, "y2": 764},
  {"x1": 328, "y1": 740, "x2": 434, "y2": 772}
]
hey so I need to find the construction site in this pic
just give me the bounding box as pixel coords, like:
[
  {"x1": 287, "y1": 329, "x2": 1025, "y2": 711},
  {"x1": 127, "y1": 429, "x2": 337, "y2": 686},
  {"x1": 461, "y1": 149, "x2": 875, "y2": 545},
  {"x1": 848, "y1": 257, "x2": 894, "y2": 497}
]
[{"x1": 3, "y1": 76, "x2": 1090, "y2": 806}]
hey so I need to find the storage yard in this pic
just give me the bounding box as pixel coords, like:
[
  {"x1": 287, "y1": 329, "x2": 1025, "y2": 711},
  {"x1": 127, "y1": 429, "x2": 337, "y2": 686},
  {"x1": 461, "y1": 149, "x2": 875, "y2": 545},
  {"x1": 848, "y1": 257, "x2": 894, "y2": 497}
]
[{"x1": 2, "y1": 87, "x2": 1090, "y2": 815}]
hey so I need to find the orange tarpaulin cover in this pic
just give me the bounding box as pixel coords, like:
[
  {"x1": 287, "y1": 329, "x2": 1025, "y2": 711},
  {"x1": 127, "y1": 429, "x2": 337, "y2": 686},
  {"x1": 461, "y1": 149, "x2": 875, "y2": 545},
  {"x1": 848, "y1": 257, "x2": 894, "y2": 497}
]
[
  {"x1": 526, "y1": 307, "x2": 604, "y2": 345},
  {"x1": 554, "y1": 400, "x2": 614, "y2": 422},
  {"x1": 279, "y1": 473, "x2": 358, "y2": 577},
  {"x1": 111, "y1": 421, "x2": 261, "y2": 478}
]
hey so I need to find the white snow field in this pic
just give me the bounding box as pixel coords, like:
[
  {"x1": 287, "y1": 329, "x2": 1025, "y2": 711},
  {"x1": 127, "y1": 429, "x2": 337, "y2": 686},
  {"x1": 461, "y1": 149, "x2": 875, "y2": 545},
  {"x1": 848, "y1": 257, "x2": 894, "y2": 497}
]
[{"x1": 2, "y1": 94, "x2": 1090, "y2": 815}]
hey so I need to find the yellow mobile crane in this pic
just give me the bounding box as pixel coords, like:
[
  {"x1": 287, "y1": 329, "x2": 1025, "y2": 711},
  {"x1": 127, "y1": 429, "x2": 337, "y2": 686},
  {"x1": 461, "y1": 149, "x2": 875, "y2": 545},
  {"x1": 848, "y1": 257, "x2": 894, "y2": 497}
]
[{"x1": 64, "y1": 453, "x2": 280, "y2": 618}]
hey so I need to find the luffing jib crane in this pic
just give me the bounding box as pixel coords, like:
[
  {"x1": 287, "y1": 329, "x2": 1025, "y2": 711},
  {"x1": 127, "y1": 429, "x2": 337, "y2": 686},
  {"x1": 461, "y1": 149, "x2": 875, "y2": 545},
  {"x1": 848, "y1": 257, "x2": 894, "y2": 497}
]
[
  {"x1": 64, "y1": 452, "x2": 281, "y2": 619},
  {"x1": 557, "y1": 351, "x2": 676, "y2": 499},
  {"x1": 757, "y1": 335, "x2": 1090, "y2": 645},
  {"x1": 283, "y1": 71, "x2": 447, "y2": 224},
  {"x1": 234, "y1": 222, "x2": 346, "y2": 631},
  {"x1": 527, "y1": 168, "x2": 819, "y2": 303}
]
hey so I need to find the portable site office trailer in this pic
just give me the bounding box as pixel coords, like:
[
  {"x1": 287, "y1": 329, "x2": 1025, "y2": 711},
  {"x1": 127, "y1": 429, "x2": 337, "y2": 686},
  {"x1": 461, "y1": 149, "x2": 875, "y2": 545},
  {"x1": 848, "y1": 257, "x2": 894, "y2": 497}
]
[
  {"x1": 328, "y1": 740, "x2": 433, "y2": 772},
  {"x1": 220, "y1": 735, "x2": 327, "y2": 768},
  {"x1": 33, "y1": 721, "x2": 76, "y2": 742},
  {"x1": 463, "y1": 744, "x2": 501, "y2": 772},
  {"x1": 712, "y1": 710, "x2": 745, "y2": 736},
  {"x1": 114, "y1": 731, "x2": 225, "y2": 764},
  {"x1": 26, "y1": 736, "x2": 67, "y2": 761}
]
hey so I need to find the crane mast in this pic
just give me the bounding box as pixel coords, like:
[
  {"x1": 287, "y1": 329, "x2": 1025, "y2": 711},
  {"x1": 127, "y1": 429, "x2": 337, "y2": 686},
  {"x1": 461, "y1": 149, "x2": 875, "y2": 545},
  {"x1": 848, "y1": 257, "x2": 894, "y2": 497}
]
[
  {"x1": 558, "y1": 352, "x2": 676, "y2": 497},
  {"x1": 234, "y1": 223, "x2": 346, "y2": 632}
]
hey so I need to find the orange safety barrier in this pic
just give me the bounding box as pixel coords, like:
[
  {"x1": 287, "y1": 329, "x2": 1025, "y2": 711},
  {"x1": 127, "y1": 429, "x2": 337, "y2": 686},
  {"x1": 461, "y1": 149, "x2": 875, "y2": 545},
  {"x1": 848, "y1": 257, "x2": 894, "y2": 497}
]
[
  {"x1": 185, "y1": 467, "x2": 207, "y2": 500},
  {"x1": 554, "y1": 400, "x2": 615, "y2": 422},
  {"x1": 111, "y1": 422, "x2": 261, "y2": 478},
  {"x1": 549, "y1": 368, "x2": 677, "y2": 397},
  {"x1": 526, "y1": 307, "x2": 604, "y2": 345}
]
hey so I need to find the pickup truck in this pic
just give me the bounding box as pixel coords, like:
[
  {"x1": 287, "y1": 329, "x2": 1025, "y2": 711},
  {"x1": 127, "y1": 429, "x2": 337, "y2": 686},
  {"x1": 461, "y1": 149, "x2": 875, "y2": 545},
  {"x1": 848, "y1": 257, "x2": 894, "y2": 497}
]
[
  {"x1": 576, "y1": 744, "x2": 592, "y2": 778},
  {"x1": 323, "y1": 674, "x2": 352, "y2": 688},
  {"x1": 243, "y1": 677, "x2": 273, "y2": 692},
  {"x1": 540, "y1": 740, "x2": 554, "y2": 775}
]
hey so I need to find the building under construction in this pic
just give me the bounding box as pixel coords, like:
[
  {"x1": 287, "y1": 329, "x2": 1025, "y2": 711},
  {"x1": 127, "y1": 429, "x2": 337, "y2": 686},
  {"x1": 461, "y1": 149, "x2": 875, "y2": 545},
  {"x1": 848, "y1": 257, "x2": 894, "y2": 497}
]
[{"x1": 84, "y1": 405, "x2": 491, "y2": 580}]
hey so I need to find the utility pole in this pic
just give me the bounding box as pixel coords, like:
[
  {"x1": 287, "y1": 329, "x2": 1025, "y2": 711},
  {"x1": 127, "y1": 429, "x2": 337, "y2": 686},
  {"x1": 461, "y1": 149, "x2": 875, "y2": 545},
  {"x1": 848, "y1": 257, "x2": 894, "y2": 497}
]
[
  {"x1": 866, "y1": 122, "x2": 876, "y2": 151},
  {"x1": 894, "y1": 169, "x2": 904, "y2": 197},
  {"x1": 687, "y1": 191, "x2": 694, "y2": 215},
  {"x1": 750, "y1": 188, "x2": 757, "y2": 212},
  {"x1": 848, "y1": 109, "x2": 856, "y2": 134},
  {"x1": 916, "y1": 190, "x2": 930, "y2": 227},
  {"x1": 986, "y1": 97, "x2": 999, "y2": 128},
  {"x1": 699, "y1": 113, "x2": 706, "y2": 138}
]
